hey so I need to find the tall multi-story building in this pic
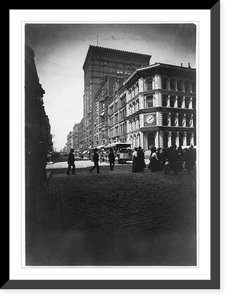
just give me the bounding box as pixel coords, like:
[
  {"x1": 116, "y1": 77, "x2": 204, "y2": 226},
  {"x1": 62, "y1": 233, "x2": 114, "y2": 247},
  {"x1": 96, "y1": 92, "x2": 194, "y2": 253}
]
[
  {"x1": 93, "y1": 76, "x2": 121, "y2": 147},
  {"x1": 82, "y1": 45, "x2": 151, "y2": 149},
  {"x1": 124, "y1": 63, "x2": 196, "y2": 150},
  {"x1": 78, "y1": 118, "x2": 85, "y2": 152},
  {"x1": 66, "y1": 131, "x2": 73, "y2": 152},
  {"x1": 108, "y1": 83, "x2": 127, "y2": 144},
  {"x1": 25, "y1": 45, "x2": 53, "y2": 192},
  {"x1": 72, "y1": 123, "x2": 80, "y2": 150}
]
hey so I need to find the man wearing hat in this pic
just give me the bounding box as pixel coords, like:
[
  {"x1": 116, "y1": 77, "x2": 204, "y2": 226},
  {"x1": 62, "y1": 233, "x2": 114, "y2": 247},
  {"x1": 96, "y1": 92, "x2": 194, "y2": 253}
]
[
  {"x1": 90, "y1": 148, "x2": 100, "y2": 173},
  {"x1": 67, "y1": 148, "x2": 76, "y2": 175}
]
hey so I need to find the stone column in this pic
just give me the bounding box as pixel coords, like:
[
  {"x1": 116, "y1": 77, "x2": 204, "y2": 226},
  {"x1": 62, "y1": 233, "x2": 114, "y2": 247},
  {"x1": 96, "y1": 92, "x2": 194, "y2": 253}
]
[
  {"x1": 139, "y1": 77, "x2": 144, "y2": 93},
  {"x1": 174, "y1": 96, "x2": 178, "y2": 108},
  {"x1": 175, "y1": 131, "x2": 180, "y2": 148},
  {"x1": 168, "y1": 131, "x2": 172, "y2": 147},
  {"x1": 183, "y1": 132, "x2": 187, "y2": 147},
  {"x1": 155, "y1": 131, "x2": 159, "y2": 148},
  {"x1": 168, "y1": 113, "x2": 171, "y2": 126},
  {"x1": 182, "y1": 96, "x2": 186, "y2": 108},
  {"x1": 139, "y1": 94, "x2": 144, "y2": 109},
  {"x1": 167, "y1": 95, "x2": 171, "y2": 107},
  {"x1": 182, "y1": 113, "x2": 186, "y2": 127},
  {"x1": 152, "y1": 77, "x2": 155, "y2": 90},
  {"x1": 189, "y1": 97, "x2": 193, "y2": 109},
  {"x1": 159, "y1": 131, "x2": 163, "y2": 148},
  {"x1": 175, "y1": 113, "x2": 179, "y2": 127},
  {"x1": 190, "y1": 114, "x2": 194, "y2": 127},
  {"x1": 190, "y1": 132, "x2": 195, "y2": 146}
]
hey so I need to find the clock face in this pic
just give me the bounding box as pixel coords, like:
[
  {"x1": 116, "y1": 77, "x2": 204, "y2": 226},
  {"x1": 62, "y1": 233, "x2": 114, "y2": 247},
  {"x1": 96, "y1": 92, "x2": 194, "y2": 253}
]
[{"x1": 146, "y1": 114, "x2": 155, "y2": 124}]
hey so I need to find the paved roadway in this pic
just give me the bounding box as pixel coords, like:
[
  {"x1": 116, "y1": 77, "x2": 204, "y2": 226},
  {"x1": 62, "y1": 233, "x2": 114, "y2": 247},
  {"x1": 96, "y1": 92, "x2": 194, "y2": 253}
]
[{"x1": 27, "y1": 162, "x2": 197, "y2": 266}]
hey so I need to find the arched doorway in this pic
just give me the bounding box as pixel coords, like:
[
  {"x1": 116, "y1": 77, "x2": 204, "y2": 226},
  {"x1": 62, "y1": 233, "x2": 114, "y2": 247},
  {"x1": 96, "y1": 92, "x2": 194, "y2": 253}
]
[{"x1": 148, "y1": 132, "x2": 155, "y2": 150}]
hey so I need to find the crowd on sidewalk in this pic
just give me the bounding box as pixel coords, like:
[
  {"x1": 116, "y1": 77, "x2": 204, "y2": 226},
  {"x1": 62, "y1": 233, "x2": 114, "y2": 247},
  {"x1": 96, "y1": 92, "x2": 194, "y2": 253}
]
[
  {"x1": 132, "y1": 145, "x2": 196, "y2": 175},
  {"x1": 66, "y1": 145, "x2": 196, "y2": 176}
]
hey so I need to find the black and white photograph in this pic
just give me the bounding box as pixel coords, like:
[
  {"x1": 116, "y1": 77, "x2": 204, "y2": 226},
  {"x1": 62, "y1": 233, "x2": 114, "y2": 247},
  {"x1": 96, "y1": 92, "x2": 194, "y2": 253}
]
[
  {"x1": 6, "y1": 2, "x2": 225, "y2": 293},
  {"x1": 24, "y1": 22, "x2": 197, "y2": 267}
]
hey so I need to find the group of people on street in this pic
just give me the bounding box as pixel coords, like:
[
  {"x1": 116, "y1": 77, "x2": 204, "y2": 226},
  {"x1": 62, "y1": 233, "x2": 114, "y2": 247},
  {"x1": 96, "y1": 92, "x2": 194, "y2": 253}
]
[
  {"x1": 67, "y1": 145, "x2": 196, "y2": 176},
  {"x1": 132, "y1": 145, "x2": 196, "y2": 175},
  {"x1": 89, "y1": 147, "x2": 116, "y2": 173},
  {"x1": 148, "y1": 145, "x2": 196, "y2": 175}
]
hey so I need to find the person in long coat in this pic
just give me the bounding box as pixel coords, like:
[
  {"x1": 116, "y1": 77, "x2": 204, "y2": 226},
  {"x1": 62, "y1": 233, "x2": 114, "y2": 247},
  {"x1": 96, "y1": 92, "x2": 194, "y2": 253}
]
[
  {"x1": 67, "y1": 148, "x2": 76, "y2": 175},
  {"x1": 184, "y1": 145, "x2": 196, "y2": 174},
  {"x1": 90, "y1": 148, "x2": 100, "y2": 173},
  {"x1": 137, "y1": 146, "x2": 146, "y2": 172},
  {"x1": 108, "y1": 148, "x2": 115, "y2": 171}
]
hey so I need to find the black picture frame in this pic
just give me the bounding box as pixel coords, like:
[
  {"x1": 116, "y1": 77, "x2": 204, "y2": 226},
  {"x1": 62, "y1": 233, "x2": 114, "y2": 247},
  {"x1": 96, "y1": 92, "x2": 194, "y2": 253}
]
[{"x1": 5, "y1": 3, "x2": 220, "y2": 289}]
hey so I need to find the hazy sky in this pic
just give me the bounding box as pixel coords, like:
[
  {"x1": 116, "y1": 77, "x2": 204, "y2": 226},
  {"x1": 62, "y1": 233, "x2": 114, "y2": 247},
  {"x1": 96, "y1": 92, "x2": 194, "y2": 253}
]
[{"x1": 25, "y1": 23, "x2": 196, "y2": 151}]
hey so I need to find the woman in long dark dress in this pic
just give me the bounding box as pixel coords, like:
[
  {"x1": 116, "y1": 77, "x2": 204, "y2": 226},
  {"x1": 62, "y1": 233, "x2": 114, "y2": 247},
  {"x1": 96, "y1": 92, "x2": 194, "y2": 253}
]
[{"x1": 137, "y1": 146, "x2": 146, "y2": 172}]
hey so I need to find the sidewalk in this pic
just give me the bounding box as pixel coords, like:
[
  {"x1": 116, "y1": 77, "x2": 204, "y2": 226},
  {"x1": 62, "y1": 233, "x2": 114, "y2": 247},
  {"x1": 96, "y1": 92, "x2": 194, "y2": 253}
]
[
  {"x1": 27, "y1": 164, "x2": 197, "y2": 266},
  {"x1": 46, "y1": 159, "x2": 150, "y2": 170}
]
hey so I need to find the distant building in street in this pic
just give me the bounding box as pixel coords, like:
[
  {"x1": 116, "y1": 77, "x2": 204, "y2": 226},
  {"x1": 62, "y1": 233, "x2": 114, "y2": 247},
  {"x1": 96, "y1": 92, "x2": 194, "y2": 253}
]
[
  {"x1": 124, "y1": 63, "x2": 196, "y2": 149},
  {"x1": 72, "y1": 123, "x2": 80, "y2": 150},
  {"x1": 25, "y1": 45, "x2": 53, "y2": 192},
  {"x1": 66, "y1": 131, "x2": 73, "y2": 152},
  {"x1": 78, "y1": 118, "x2": 85, "y2": 152},
  {"x1": 82, "y1": 45, "x2": 151, "y2": 149},
  {"x1": 93, "y1": 76, "x2": 121, "y2": 147},
  {"x1": 107, "y1": 83, "x2": 127, "y2": 144}
]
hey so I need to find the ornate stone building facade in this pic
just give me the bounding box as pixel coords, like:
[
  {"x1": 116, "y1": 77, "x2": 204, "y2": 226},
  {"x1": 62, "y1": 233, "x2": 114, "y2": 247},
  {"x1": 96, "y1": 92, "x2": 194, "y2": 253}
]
[{"x1": 124, "y1": 63, "x2": 196, "y2": 150}]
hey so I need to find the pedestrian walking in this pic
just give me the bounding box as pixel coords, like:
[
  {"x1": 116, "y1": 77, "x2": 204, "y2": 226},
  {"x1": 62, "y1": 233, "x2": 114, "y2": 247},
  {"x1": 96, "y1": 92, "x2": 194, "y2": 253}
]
[
  {"x1": 67, "y1": 148, "x2": 76, "y2": 175},
  {"x1": 169, "y1": 145, "x2": 179, "y2": 175},
  {"x1": 108, "y1": 148, "x2": 115, "y2": 171},
  {"x1": 132, "y1": 147, "x2": 138, "y2": 172},
  {"x1": 149, "y1": 147, "x2": 159, "y2": 172},
  {"x1": 184, "y1": 145, "x2": 196, "y2": 174},
  {"x1": 90, "y1": 148, "x2": 100, "y2": 173},
  {"x1": 164, "y1": 159, "x2": 171, "y2": 174},
  {"x1": 137, "y1": 146, "x2": 146, "y2": 172}
]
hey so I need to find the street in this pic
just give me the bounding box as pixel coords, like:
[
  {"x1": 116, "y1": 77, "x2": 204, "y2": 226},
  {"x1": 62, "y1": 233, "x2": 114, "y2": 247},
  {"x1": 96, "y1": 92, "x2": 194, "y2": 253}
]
[{"x1": 26, "y1": 161, "x2": 197, "y2": 266}]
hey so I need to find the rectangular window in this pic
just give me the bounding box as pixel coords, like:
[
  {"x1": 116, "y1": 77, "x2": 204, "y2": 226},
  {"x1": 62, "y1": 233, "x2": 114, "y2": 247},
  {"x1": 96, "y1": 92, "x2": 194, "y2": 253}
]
[
  {"x1": 146, "y1": 96, "x2": 153, "y2": 108},
  {"x1": 162, "y1": 95, "x2": 167, "y2": 107},
  {"x1": 162, "y1": 113, "x2": 168, "y2": 126}
]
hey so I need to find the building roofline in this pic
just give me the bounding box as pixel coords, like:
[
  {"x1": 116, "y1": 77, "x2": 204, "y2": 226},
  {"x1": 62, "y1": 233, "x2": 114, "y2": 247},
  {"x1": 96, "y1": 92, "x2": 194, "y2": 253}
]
[
  {"x1": 82, "y1": 45, "x2": 152, "y2": 70},
  {"x1": 124, "y1": 62, "x2": 196, "y2": 86}
]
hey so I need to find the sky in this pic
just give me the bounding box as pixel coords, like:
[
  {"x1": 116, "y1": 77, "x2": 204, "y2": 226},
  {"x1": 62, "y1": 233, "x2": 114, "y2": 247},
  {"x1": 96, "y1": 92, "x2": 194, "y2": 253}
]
[{"x1": 25, "y1": 23, "x2": 196, "y2": 151}]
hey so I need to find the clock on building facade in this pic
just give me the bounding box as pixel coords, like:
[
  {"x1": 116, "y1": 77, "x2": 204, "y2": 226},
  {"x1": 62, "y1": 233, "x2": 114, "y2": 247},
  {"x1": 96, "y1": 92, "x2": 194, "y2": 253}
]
[{"x1": 144, "y1": 113, "x2": 156, "y2": 126}]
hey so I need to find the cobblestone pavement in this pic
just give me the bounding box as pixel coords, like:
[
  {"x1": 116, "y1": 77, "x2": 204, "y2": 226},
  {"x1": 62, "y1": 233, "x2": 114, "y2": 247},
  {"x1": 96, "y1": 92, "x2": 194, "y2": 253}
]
[{"x1": 27, "y1": 163, "x2": 197, "y2": 266}]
